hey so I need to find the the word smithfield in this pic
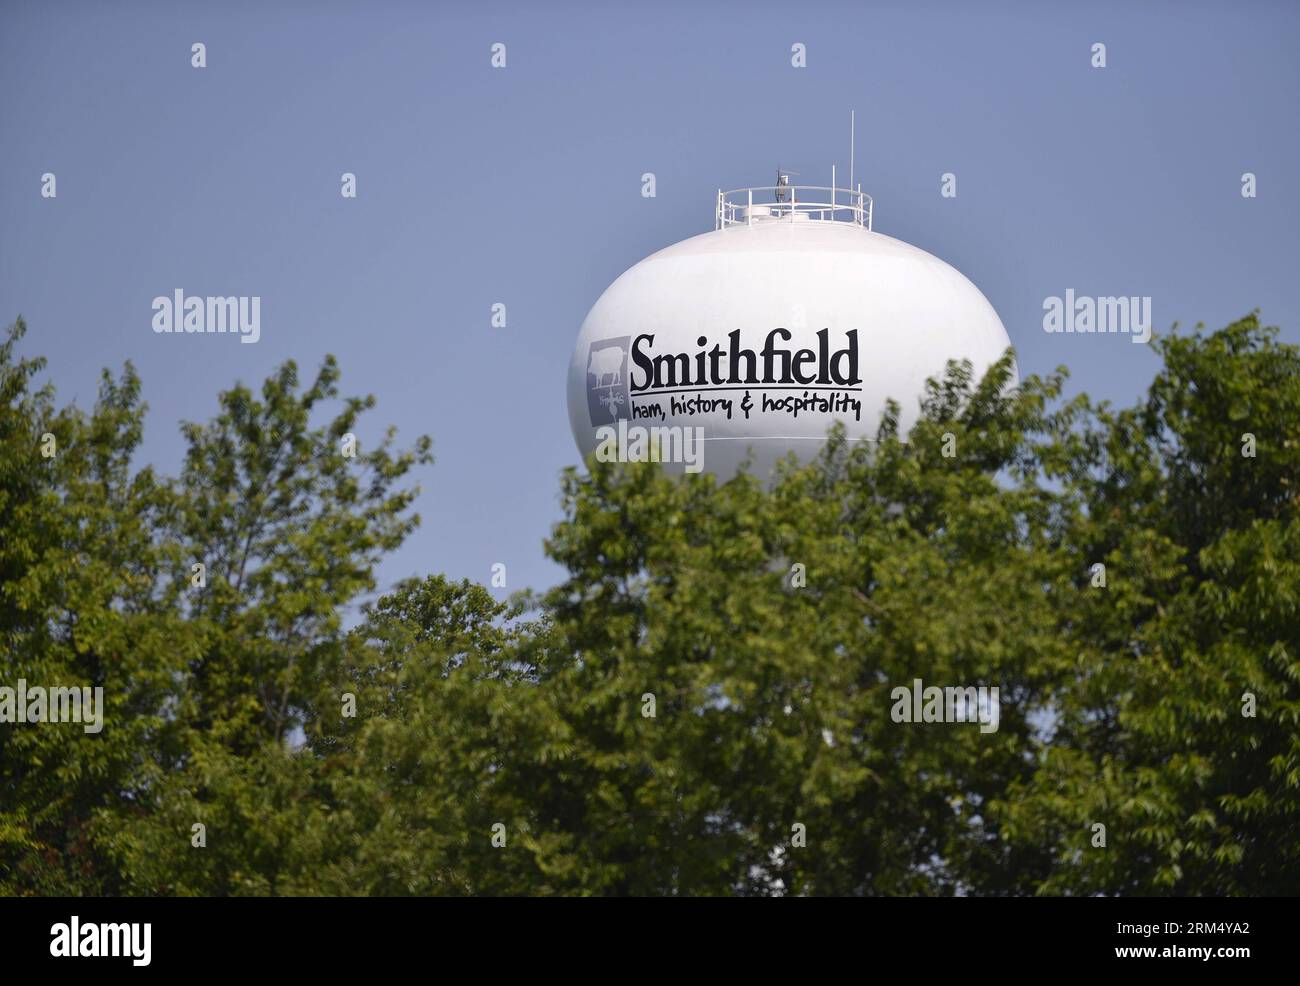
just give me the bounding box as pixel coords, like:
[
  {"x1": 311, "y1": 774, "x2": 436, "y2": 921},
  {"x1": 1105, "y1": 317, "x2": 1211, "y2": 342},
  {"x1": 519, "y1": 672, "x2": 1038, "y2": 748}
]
[{"x1": 629, "y1": 328, "x2": 860, "y2": 392}]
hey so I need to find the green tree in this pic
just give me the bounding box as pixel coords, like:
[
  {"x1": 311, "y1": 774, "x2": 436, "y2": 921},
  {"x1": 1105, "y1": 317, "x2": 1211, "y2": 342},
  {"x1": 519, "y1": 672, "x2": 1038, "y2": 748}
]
[
  {"x1": 103, "y1": 355, "x2": 433, "y2": 895},
  {"x1": 1, "y1": 320, "x2": 433, "y2": 895},
  {"x1": 515, "y1": 351, "x2": 1077, "y2": 894},
  {"x1": 2, "y1": 313, "x2": 1297, "y2": 896},
  {"x1": 1, "y1": 317, "x2": 178, "y2": 895},
  {"x1": 994, "y1": 314, "x2": 1300, "y2": 895}
]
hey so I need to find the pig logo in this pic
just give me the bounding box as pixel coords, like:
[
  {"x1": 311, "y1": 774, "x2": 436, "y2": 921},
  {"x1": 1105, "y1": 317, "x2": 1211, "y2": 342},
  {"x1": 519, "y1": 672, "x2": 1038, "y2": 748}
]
[{"x1": 586, "y1": 336, "x2": 631, "y2": 425}]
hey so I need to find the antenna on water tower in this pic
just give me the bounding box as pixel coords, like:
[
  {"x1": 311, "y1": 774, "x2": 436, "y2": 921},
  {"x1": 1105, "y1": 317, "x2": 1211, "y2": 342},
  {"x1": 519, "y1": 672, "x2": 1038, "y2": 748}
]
[
  {"x1": 775, "y1": 168, "x2": 797, "y2": 202},
  {"x1": 849, "y1": 109, "x2": 856, "y2": 195}
]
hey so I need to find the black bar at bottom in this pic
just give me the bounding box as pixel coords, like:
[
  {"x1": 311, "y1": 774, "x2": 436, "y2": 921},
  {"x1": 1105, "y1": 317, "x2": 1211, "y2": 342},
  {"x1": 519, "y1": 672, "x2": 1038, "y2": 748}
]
[{"x1": 0, "y1": 895, "x2": 1285, "y2": 973}]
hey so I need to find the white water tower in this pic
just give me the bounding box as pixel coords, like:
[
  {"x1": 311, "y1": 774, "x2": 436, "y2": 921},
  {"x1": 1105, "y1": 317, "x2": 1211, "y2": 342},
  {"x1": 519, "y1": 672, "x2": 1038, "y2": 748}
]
[{"x1": 567, "y1": 176, "x2": 1014, "y2": 478}]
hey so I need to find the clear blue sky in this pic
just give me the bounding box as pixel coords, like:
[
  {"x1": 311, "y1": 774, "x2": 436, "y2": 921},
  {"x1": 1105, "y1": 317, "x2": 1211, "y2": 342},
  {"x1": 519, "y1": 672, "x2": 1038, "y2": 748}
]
[{"x1": 3, "y1": 0, "x2": 1297, "y2": 598}]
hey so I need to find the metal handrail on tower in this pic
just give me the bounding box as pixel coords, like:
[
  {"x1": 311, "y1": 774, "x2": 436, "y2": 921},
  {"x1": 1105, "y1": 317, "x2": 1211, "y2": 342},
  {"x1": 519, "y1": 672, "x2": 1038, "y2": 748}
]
[{"x1": 715, "y1": 185, "x2": 873, "y2": 231}]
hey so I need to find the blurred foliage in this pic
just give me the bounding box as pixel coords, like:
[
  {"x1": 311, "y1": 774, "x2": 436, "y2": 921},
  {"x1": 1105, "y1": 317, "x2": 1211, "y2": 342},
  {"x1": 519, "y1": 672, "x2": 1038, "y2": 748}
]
[{"x1": 1, "y1": 312, "x2": 1296, "y2": 895}]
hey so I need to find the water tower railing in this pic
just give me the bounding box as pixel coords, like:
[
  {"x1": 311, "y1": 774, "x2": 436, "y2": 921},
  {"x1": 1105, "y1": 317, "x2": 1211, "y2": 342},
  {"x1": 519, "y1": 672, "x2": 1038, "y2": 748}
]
[{"x1": 715, "y1": 185, "x2": 873, "y2": 231}]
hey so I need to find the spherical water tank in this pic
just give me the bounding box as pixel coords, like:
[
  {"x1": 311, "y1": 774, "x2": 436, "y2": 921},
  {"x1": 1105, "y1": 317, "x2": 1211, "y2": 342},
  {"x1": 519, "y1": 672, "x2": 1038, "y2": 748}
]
[{"x1": 567, "y1": 185, "x2": 1014, "y2": 478}]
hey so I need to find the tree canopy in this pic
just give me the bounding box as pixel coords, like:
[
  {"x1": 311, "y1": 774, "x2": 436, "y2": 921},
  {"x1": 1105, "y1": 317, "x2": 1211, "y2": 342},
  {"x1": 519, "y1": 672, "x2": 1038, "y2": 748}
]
[{"x1": 1, "y1": 313, "x2": 1296, "y2": 895}]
